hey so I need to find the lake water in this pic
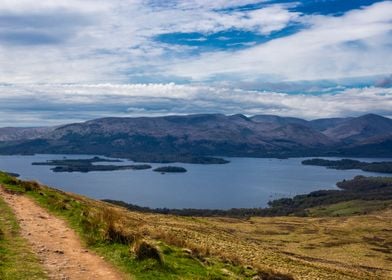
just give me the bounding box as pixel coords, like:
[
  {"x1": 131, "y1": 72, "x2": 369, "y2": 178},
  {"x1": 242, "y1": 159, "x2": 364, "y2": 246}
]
[{"x1": 0, "y1": 154, "x2": 391, "y2": 209}]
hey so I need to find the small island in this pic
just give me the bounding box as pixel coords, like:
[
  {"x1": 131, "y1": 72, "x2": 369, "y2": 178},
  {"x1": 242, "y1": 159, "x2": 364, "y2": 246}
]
[
  {"x1": 32, "y1": 157, "x2": 151, "y2": 173},
  {"x1": 153, "y1": 166, "x2": 187, "y2": 173},
  {"x1": 302, "y1": 158, "x2": 392, "y2": 174},
  {"x1": 32, "y1": 156, "x2": 122, "y2": 166},
  {"x1": 127, "y1": 154, "x2": 230, "y2": 165},
  {"x1": 4, "y1": 172, "x2": 20, "y2": 177}
]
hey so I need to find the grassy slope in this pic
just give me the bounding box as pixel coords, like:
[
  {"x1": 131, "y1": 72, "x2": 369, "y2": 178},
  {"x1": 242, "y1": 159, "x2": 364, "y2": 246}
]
[
  {"x1": 0, "y1": 172, "x2": 276, "y2": 280},
  {"x1": 1, "y1": 172, "x2": 391, "y2": 279},
  {"x1": 307, "y1": 200, "x2": 392, "y2": 217},
  {"x1": 0, "y1": 196, "x2": 48, "y2": 279}
]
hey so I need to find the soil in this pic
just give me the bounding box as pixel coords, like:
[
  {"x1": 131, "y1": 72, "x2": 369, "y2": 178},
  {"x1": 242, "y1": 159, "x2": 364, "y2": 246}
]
[{"x1": 0, "y1": 187, "x2": 125, "y2": 280}]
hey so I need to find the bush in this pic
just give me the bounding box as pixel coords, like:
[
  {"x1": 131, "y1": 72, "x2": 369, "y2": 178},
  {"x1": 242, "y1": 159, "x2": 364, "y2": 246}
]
[
  {"x1": 106, "y1": 224, "x2": 136, "y2": 245},
  {"x1": 3, "y1": 177, "x2": 19, "y2": 186},
  {"x1": 20, "y1": 181, "x2": 41, "y2": 192},
  {"x1": 101, "y1": 207, "x2": 136, "y2": 244},
  {"x1": 132, "y1": 239, "x2": 163, "y2": 264},
  {"x1": 79, "y1": 206, "x2": 136, "y2": 245},
  {"x1": 256, "y1": 269, "x2": 294, "y2": 280}
]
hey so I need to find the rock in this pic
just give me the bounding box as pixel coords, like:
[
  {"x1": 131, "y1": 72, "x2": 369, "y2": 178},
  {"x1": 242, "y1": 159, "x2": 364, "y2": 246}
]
[
  {"x1": 182, "y1": 248, "x2": 193, "y2": 255},
  {"x1": 220, "y1": 268, "x2": 232, "y2": 276}
]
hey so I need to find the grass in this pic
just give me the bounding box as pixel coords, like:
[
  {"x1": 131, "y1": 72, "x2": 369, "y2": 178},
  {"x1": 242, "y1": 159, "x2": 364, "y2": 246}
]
[
  {"x1": 0, "y1": 194, "x2": 48, "y2": 279},
  {"x1": 307, "y1": 200, "x2": 392, "y2": 217},
  {"x1": 0, "y1": 172, "x2": 270, "y2": 280},
  {"x1": 1, "y1": 171, "x2": 391, "y2": 279}
]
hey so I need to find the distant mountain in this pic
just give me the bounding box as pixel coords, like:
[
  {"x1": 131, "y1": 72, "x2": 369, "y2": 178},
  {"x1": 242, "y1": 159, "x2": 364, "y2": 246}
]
[
  {"x1": 322, "y1": 114, "x2": 392, "y2": 144},
  {"x1": 250, "y1": 114, "x2": 309, "y2": 127},
  {"x1": 0, "y1": 113, "x2": 391, "y2": 162},
  {"x1": 0, "y1": 127, "x2": 55, "y2": 142},
  {"x1": 309, "y1": 117, "x2": 351, "y2": 131}
]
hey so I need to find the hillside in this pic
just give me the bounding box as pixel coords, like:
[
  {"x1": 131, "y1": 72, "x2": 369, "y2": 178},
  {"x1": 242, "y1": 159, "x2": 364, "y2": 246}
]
[
  {"x1": 0, "y1": 113, "x2": 391, "y2": 162},
  {"x1": 0, "y1": 127, "x2": 55, "y2": 142},
  {"x1": 1, "y1": 172, "x2": 391, "y2": 279}
]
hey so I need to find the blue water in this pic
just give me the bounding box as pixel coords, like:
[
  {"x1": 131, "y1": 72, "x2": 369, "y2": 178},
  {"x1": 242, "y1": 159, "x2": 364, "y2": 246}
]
[{"x1": 0, "y1": 154, "x2": 390, "y2": 209}]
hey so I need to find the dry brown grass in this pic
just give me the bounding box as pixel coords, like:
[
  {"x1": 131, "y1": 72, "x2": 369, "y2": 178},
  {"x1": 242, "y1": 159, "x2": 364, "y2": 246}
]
[
  {"x1": 100, "y1": 203, "x2": 392, "y2": 280},
  {"x1": 131, "y1": 239, "x2": 163, "y2": 264},
  {"x1": 19, "y1": 184, "x2": 392, "y2": 280}
]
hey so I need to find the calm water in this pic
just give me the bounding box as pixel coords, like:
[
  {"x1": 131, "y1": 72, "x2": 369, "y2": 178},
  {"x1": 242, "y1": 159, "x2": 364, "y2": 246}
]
[{"x1": 0, "y1": 154, "x2": 391, "y2": 209}]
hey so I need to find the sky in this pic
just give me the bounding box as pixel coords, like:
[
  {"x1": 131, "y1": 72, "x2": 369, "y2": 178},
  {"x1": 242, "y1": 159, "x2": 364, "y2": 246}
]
[{"x1": 0, "y1": 0, "x2": 391, "y2": 126}]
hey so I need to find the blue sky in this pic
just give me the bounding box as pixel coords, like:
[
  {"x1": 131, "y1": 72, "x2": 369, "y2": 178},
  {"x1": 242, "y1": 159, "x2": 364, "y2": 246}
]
[{"x1": 0, "y1": 0, "x2": 391, "y2": 126}]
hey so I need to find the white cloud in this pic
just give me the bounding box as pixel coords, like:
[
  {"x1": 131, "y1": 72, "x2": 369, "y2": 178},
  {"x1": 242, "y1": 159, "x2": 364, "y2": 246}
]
[
  {"x1": 0, "y1": 0, "x2": 110, "y2": 13},
  {"x1": 0, "y1": 83, "x2": 391, "y2": 126},
  {"x1": 0, "y1": 0, "x2": 298, "y2": 83},
  {"x1": 0, "y1": 0, "x2": 391, "y2": 126},
  {"x1": 1, "y1": 0, "x2": 390, "y2": 84},
  {"x1": 164, "y1": 1, "x2": 392, "y2": 81}
]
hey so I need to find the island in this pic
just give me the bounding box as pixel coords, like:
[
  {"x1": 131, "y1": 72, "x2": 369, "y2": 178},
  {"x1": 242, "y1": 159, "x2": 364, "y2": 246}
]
[
  {"x1": 32, "y1": 157, "x2": 151, "y2": 173},
  {"x1": 4, "y1": 172, "x2": 20, "y2": 177},
  {"x1": 302, "y1": 158, "x2": 392, "y2": 174},
  {"x1": 126, "y1": 154, "x2": 230, "y2": 165},
  {"x1": 32, "y1": 156, "x2": 122, "y2": 166},
  {"x1": 153, "y1": 166, "x2": 187, "y2": 173}
]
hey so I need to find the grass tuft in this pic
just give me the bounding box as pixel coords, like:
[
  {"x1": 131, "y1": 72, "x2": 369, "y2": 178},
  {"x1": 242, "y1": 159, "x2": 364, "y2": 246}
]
[{"x1": 132, "y1": 239, "x2": 164, "y2": 264}]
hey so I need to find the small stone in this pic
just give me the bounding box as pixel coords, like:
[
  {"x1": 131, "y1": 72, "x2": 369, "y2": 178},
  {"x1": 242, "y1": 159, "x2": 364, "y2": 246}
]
[
  {"x1": 220, "y1": 268, "x2": 231, "y2": 276},
  {"x1": 182, "y1": 248, "x2": 192, "y2": 255}
]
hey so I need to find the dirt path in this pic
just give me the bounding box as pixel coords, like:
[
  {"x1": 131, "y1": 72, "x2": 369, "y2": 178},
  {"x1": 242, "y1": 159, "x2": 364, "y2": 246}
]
[{"x1": 0, "y1": 187, "x2": 125, "y2": 280}]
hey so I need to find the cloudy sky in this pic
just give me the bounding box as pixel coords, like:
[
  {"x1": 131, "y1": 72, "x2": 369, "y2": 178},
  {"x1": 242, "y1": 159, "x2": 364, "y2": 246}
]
[{"x1": 0, "y1": 0, "x2": 392, "y2": 126}]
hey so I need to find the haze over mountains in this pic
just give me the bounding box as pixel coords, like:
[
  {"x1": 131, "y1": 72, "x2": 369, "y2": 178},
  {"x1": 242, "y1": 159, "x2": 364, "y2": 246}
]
[{"x1": 0, "y1": 113, "x2": 391, "y2": 162}]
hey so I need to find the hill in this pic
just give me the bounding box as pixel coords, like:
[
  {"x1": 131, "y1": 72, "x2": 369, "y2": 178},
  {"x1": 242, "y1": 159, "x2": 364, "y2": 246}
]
[
  {"x1": 0, "y1": 113, "x2": 391, "y2": 162},
  {"x1": 1, "y1": 172, "x2": 391, "y2": 279}
]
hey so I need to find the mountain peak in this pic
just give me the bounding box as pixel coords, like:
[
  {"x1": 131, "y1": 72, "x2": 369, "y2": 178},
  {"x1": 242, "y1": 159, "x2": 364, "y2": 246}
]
[{"x1": 359, "y1": 113, "x2": 390, "y2": 121}]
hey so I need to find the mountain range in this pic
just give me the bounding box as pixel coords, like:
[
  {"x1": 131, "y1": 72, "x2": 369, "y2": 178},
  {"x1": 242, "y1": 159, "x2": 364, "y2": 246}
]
[{"x1": 0, "y1": 113, "x2": 391, "y2": 162}]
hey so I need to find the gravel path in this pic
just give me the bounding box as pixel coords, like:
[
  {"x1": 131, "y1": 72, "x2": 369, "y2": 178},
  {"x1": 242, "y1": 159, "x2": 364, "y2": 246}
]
[{"x1": 0, "y1": 187, "x2": 125, "y2": 280}]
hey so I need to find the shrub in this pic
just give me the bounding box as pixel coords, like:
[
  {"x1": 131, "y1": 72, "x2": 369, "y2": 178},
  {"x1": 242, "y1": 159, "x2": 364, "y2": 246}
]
[
  {"x1": 254, "y1": 266, "x2": 294, "y2": 280},
  {"x1": 20, "y1": 181, "x2": 41, "y2": 192},
  {"x1": 101, "y1": 207, "x2": 136, "y2": 244},
  {"x1": 106, "y1": 223, "x2": 136, "y2": 245},
  {"x1": 132, "y1": 239, "x2": 163, "y2": 264},
  {"x1": 79, "y1": 206, "x2": 136, "y2": 245},
  {"x1": 3, "y1": 177, "x2": 19, "y2": 186}
]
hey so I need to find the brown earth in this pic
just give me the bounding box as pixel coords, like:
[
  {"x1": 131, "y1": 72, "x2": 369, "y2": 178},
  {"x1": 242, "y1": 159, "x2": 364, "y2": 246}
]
[{"x1": 0, "y1": 187, "x2": 124, "y2": 280}]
